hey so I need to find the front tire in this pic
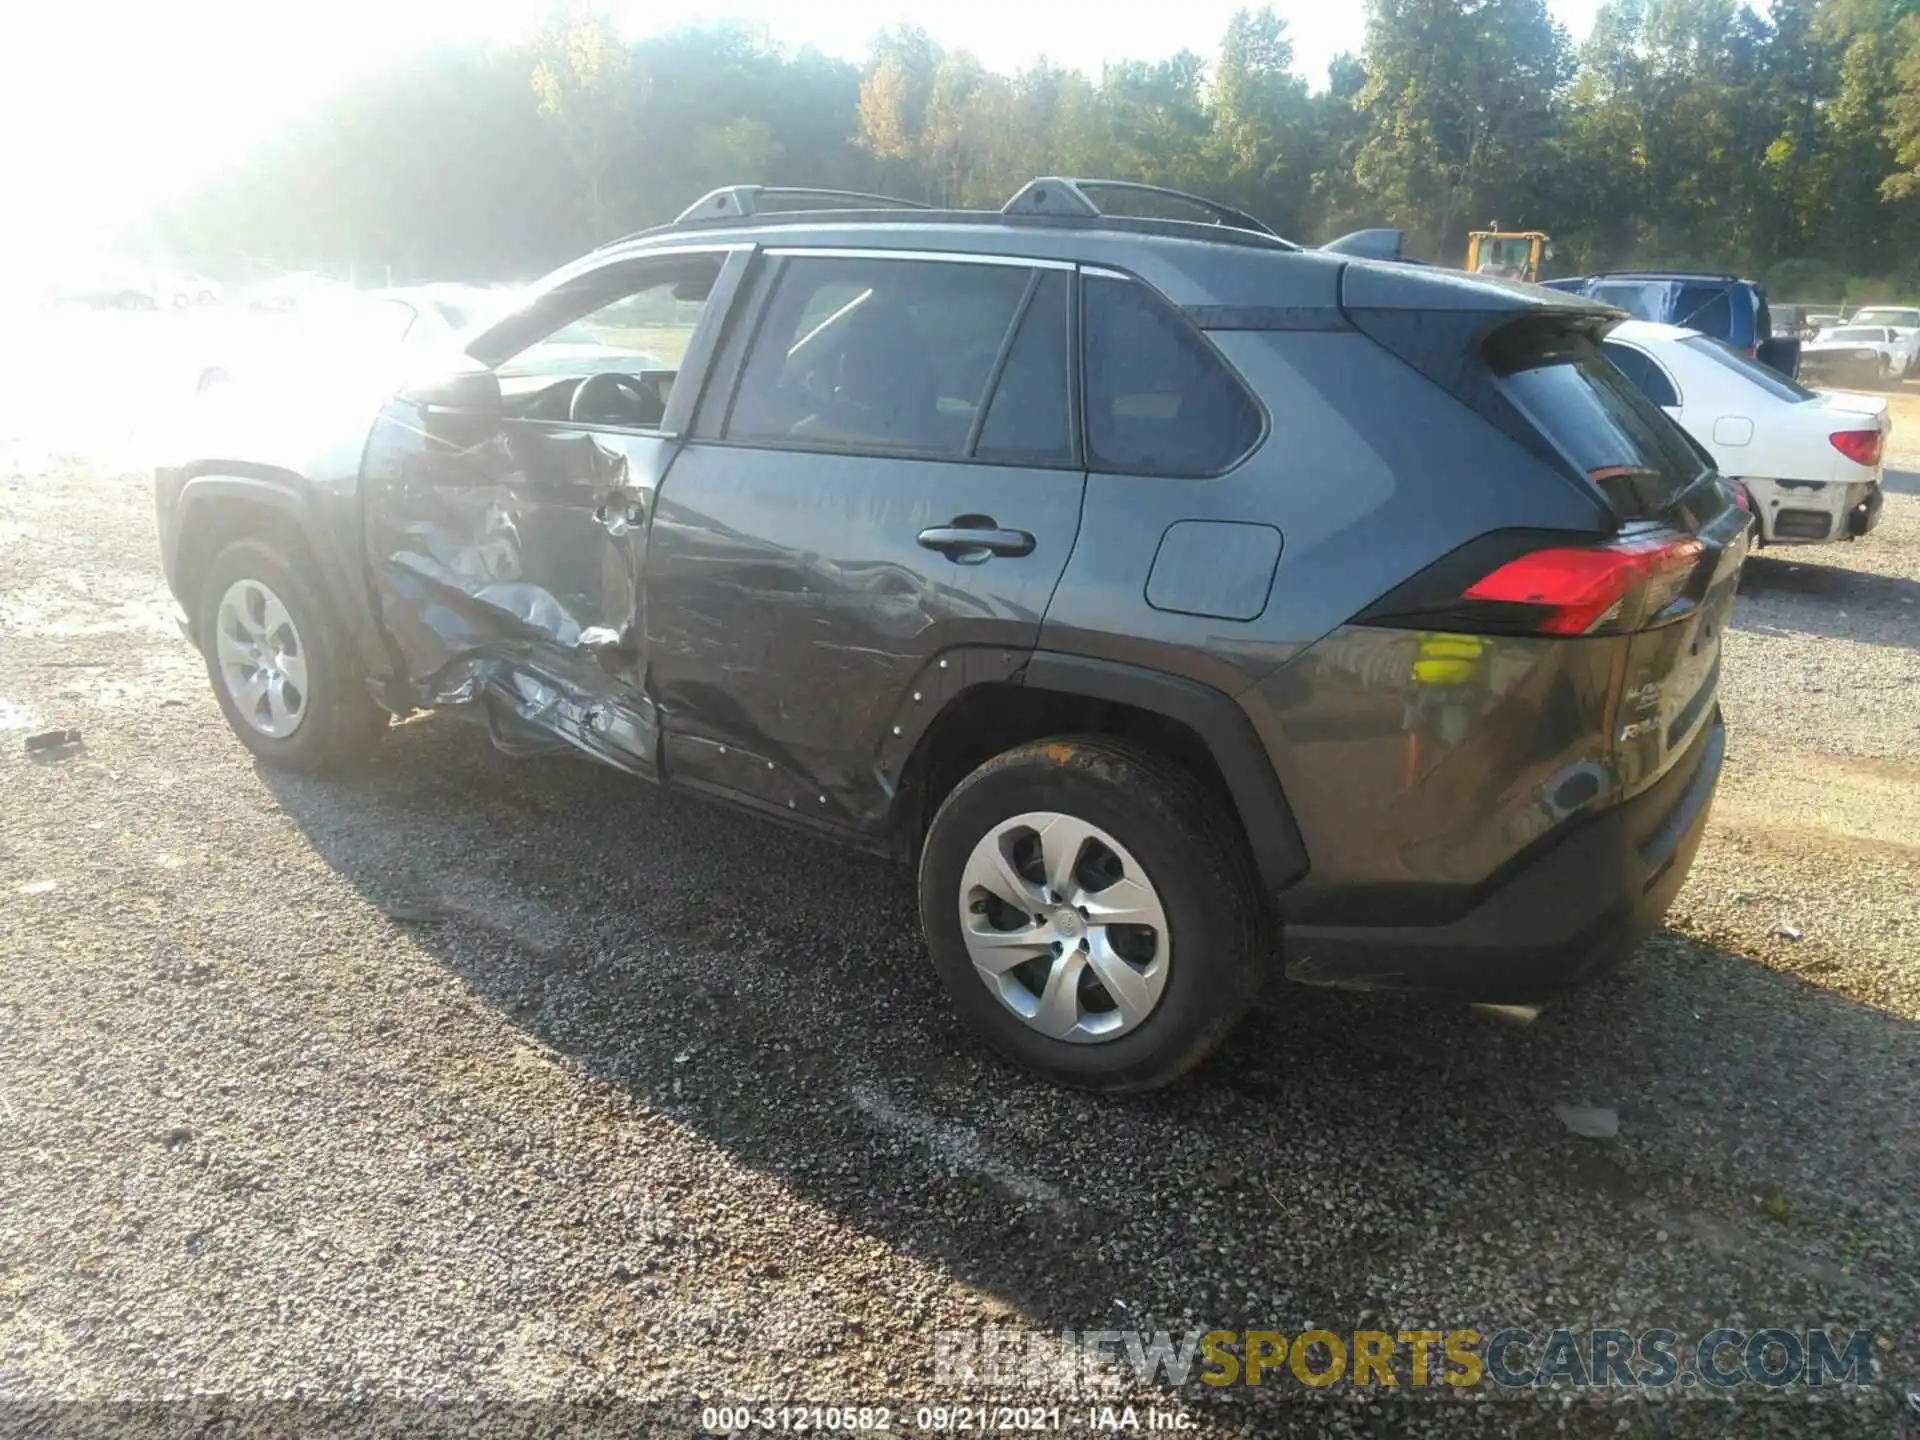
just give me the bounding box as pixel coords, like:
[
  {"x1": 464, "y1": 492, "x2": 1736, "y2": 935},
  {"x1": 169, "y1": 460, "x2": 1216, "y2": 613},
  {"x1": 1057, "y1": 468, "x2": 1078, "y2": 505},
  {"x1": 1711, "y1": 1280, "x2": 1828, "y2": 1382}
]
[
  {"x1": 196, "y1": 539, "x2": 386, "y2": 772},
  {"x1": 918, "y1": 737, "x2": 1265, "y2": 1092}
]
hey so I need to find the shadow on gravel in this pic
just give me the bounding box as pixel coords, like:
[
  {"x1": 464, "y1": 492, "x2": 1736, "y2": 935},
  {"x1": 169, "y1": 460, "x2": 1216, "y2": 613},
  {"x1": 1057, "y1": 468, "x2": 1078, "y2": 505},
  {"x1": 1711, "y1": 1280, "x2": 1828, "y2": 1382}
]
[
  {"x1": 1736, "y1": 553, "x2": 1920, "y2": 650},
  {"x1": 260, "y1": 718, "x2": 1919, "y2": 1426}
]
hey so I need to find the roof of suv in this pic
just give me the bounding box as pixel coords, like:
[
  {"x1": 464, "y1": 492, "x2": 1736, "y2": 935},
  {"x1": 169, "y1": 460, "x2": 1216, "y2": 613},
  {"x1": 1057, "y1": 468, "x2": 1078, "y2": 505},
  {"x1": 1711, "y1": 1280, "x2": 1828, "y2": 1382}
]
[
  {"x1": 473, "y1": 178, "x2": 1621, "y2": 365},
  {"x1": 568, "y1": 179, "x2": 1620, "y2": 319},
  {"x1": 584, "y1": 212, "x2": 1355, "y2": 314},
  {"x1": 1575, "y1": 270, "x2": 1752, "y2": 285}
]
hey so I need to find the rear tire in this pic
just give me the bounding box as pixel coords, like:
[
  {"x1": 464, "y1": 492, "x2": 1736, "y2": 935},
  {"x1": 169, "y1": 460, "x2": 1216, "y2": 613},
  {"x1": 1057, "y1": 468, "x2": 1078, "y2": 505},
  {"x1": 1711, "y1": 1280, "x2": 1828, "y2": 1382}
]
[
  {"x1": 196, "y1": 539, "x2": 386, "y2": 772},
  {"x1": 918, "y1": 737, "x2": 1266, "y2": 1092}
]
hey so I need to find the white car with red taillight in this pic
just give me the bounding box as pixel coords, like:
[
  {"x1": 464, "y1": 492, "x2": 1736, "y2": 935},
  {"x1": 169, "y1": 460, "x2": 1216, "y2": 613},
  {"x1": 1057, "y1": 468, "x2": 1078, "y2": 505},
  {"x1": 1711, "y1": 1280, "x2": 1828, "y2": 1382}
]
[{"x1": 1602, "y1": 319, "x2": 1888, "y2": 546}]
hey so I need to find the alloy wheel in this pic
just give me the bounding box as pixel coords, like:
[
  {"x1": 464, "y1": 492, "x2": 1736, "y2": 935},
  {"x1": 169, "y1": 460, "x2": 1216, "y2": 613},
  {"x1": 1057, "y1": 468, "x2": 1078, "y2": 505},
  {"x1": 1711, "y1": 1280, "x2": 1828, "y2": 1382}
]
[{"x1": 213, "y1": 578, "x2": 309, "y2": 738}]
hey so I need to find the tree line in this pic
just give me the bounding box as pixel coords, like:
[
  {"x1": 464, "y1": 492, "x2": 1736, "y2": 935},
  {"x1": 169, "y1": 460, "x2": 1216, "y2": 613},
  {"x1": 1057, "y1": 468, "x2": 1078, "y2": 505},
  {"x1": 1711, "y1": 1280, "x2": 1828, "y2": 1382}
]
[{"x1": 153, "y1": 0, "x2": 1920, "y2": 298}]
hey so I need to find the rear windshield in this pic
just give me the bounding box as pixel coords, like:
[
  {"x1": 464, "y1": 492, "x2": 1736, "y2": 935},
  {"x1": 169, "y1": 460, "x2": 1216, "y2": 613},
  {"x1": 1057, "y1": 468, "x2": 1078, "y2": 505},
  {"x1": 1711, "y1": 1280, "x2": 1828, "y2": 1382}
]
[
  {"x1": 1669, "y1": 284, "x2": 1737, "y2": 337},
  {"x1": 1682, "y1": 335, "x2": 1816, "y2": 402},
  {"x1": 1491, "y1": 327, "x2": 1706, "y2": 516},
  {"x1": 1585, "y1": 281, "x2": 1667, "y2": 322},
  {"x1": 1588, "y1": 280, "x2": 1739, "y2": 340}
]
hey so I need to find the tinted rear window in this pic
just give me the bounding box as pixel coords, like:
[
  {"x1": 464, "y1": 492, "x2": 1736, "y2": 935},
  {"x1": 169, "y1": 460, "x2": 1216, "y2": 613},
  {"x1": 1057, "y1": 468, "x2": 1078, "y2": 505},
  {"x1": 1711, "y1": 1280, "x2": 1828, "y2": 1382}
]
[
  {"x1": 1491, "y1": 327, "x2": 1706, "y2": 516},
  {"x1": 1670, "y1": 285, "x2": 1736, "y2": 338},
  {"x1": 1587, "y1": 280, "x2": 1742, "y2": 342},
  {"x1": 1586, "y1": 281, "x2": 1668, "y2": 321}
]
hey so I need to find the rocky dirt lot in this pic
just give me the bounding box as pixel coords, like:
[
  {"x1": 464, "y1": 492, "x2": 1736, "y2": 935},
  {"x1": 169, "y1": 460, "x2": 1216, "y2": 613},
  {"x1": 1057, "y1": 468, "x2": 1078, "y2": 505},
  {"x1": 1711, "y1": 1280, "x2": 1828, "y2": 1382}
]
[{"x1": 0, "y1": 321, "x2": 1915, "y2": 1437}]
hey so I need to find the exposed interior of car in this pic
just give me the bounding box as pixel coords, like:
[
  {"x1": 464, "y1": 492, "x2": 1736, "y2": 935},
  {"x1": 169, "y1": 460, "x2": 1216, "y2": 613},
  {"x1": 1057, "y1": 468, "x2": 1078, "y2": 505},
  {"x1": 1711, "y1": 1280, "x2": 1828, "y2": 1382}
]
[
  {"x1": 508, "y1": 369, "x2": 677, "y2": 427},
  {"x1": 491, "y1": 262, "x2": 717, "y2": 429}
]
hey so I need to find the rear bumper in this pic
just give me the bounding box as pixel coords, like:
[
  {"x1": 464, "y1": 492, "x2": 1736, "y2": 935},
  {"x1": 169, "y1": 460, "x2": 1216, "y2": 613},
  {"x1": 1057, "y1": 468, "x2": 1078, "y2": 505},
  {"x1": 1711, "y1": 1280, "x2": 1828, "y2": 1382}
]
[
  {"x1": 1743, "y1": 476, "x2": 1878, "y2": 545},
  {"x1": 1282, "y1": 713, "x2": 1724, "y2": 1004},
  {"x1": 1850, "y1": 483, "x2": 1885, "y2": 537}
]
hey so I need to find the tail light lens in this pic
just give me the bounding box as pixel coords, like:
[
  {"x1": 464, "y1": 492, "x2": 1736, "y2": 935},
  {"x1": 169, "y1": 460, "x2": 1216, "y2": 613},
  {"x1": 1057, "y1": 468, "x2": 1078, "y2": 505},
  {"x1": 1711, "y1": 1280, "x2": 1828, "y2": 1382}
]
[
  {"x1": 1830, "y1": 429, "x2": 1883, "y2": 468},
  {"x1": 1463, "y1": 535, "x2": 1705, "y2": 635},
  {"x1": 1359, "y1": 531, "x2": 1708, "y2": 638},
  {"x1": 1729, "y1": 479, "x2": 1752, "y2": 512}
]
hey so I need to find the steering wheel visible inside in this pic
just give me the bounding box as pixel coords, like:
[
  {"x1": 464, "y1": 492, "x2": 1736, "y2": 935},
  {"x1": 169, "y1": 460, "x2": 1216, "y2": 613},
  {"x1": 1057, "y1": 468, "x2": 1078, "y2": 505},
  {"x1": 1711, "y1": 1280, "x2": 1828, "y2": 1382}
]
[{"x1": 568, "y1": 371, "x2": 666, "y2": 427}]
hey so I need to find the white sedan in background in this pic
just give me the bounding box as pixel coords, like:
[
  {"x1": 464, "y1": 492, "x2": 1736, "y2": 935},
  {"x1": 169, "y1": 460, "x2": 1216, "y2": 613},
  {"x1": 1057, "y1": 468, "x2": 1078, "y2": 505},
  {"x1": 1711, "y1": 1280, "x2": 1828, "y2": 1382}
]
[{"x1": 1603, "y1": 320, "x2": 1888, "y2": 545}]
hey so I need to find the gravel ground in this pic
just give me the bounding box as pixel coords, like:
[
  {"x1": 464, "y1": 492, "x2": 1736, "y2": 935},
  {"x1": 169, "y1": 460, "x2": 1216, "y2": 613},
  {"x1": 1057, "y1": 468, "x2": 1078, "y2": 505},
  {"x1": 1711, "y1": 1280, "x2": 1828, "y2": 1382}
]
[{"x1": 1, "y1": 316, "x2": 1916, "y2": 1437}]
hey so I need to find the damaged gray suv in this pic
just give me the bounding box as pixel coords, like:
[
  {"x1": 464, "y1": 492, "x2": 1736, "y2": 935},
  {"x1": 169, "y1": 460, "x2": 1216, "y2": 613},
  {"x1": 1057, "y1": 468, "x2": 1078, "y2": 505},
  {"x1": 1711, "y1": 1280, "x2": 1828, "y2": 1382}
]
[{"x1": 155, "y1": 179, "x2": 1744, "y2": 1091}]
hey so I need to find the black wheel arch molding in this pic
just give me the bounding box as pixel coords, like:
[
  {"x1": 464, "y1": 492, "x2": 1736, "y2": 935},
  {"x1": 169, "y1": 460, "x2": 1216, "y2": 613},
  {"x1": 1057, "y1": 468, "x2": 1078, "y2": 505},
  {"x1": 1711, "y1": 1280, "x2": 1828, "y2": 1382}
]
[
  {"x1": 879, "y1": 646, "x2": 1310, "y2": 895},
  {"x1": 160, "y1": 464, "x2": 402, "y2": 705},
  {"x1": 1022, "y1": 652, "x2": 1310, "y2": 893}
]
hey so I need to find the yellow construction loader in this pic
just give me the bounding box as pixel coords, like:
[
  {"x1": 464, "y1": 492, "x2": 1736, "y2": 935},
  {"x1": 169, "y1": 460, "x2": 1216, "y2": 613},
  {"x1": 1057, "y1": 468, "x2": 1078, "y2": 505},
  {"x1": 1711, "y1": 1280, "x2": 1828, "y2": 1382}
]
[{"x1": 1466, "y1": 227, "x2": 1551, "y2": 283}]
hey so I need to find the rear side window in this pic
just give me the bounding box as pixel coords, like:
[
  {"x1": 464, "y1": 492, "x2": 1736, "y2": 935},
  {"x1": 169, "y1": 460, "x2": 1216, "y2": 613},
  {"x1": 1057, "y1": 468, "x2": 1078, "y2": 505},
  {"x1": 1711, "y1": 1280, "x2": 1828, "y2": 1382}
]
[
  {"x1": 726, "y1": 256, "x2": 1034, "y2": 458},
  {"x1": 1601, "y1": 342, "x2": 1680, "y2": 408},
  {"x1": 1491, "y1": 326, "x2": 1706, "y2": 516},
  {"x1": 1082, "y1": 275, "x2": 1262, "y2": 476}
]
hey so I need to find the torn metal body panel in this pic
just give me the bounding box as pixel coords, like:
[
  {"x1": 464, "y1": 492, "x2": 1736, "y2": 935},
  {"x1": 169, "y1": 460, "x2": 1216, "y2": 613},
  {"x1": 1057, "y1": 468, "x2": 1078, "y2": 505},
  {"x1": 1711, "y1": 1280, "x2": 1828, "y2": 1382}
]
[{"x1": 360, "y1": 395, "x2": 673, "y2": 775}]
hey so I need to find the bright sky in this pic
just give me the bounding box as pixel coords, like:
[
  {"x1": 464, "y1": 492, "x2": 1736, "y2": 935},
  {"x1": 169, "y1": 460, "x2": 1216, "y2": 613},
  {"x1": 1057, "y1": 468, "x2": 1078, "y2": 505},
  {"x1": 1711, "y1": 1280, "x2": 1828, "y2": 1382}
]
[{"x1": 0, "y1": 0, "x2": 1607, "y2": 266}]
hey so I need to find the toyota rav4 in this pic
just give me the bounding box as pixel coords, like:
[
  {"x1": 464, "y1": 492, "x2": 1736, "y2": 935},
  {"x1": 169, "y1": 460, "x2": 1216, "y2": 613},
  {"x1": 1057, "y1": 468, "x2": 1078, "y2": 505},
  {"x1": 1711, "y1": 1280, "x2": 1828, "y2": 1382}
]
[{"x1": 154, "y1": 179, "x2": 1744, "y2": 1091}]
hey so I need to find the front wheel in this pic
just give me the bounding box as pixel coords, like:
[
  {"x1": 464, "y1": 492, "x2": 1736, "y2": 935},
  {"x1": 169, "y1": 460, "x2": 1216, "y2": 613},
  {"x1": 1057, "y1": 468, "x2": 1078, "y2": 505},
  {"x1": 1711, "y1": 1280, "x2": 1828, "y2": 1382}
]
[
  {"x1": 918, "y1": 737, "x2": 1266, "y2": 1092},
  {"x1": 196, "y1": 539, "x2": 386, "y2": 772}
]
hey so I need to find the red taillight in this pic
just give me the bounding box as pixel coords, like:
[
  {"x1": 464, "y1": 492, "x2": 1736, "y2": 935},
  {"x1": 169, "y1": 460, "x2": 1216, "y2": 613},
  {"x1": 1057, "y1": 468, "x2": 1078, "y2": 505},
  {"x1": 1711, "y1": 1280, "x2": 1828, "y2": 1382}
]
[
  {"x1": 1463, "y1": 535, "x2": 1706, "y2": 636},
  {"x1": 1830, "y1": 429, "x2": 1883, "y2": 468},
  {"x1": 1729, "y1": 479, "x2": 1752, "y2": 512}
]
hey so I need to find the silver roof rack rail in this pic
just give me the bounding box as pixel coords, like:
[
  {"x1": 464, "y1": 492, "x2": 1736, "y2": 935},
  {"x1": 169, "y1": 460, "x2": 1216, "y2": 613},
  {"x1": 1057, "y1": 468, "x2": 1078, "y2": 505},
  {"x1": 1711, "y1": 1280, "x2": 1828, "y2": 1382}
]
[
  {"x1": 672, "y1": 186, "x2": 932, "y2": 224},
  {"x1": 1001, "y1": 177, "x2": 1277, "y2": 237}
]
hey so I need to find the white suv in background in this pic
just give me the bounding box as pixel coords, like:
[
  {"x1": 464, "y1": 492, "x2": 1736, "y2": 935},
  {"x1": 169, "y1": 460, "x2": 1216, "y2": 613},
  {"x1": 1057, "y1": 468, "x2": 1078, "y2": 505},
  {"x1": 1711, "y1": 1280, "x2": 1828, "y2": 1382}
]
[{"x1": 1603, "y1": 320, "x2": 1888, "y2": 545}]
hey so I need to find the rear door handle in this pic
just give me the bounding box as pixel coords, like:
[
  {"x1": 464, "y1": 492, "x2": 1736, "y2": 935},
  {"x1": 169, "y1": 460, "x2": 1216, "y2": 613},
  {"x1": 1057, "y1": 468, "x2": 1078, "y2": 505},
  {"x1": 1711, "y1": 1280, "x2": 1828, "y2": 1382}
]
[{"x1": 917, "y1": 524, "x2": 1036, "y2": 561}]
